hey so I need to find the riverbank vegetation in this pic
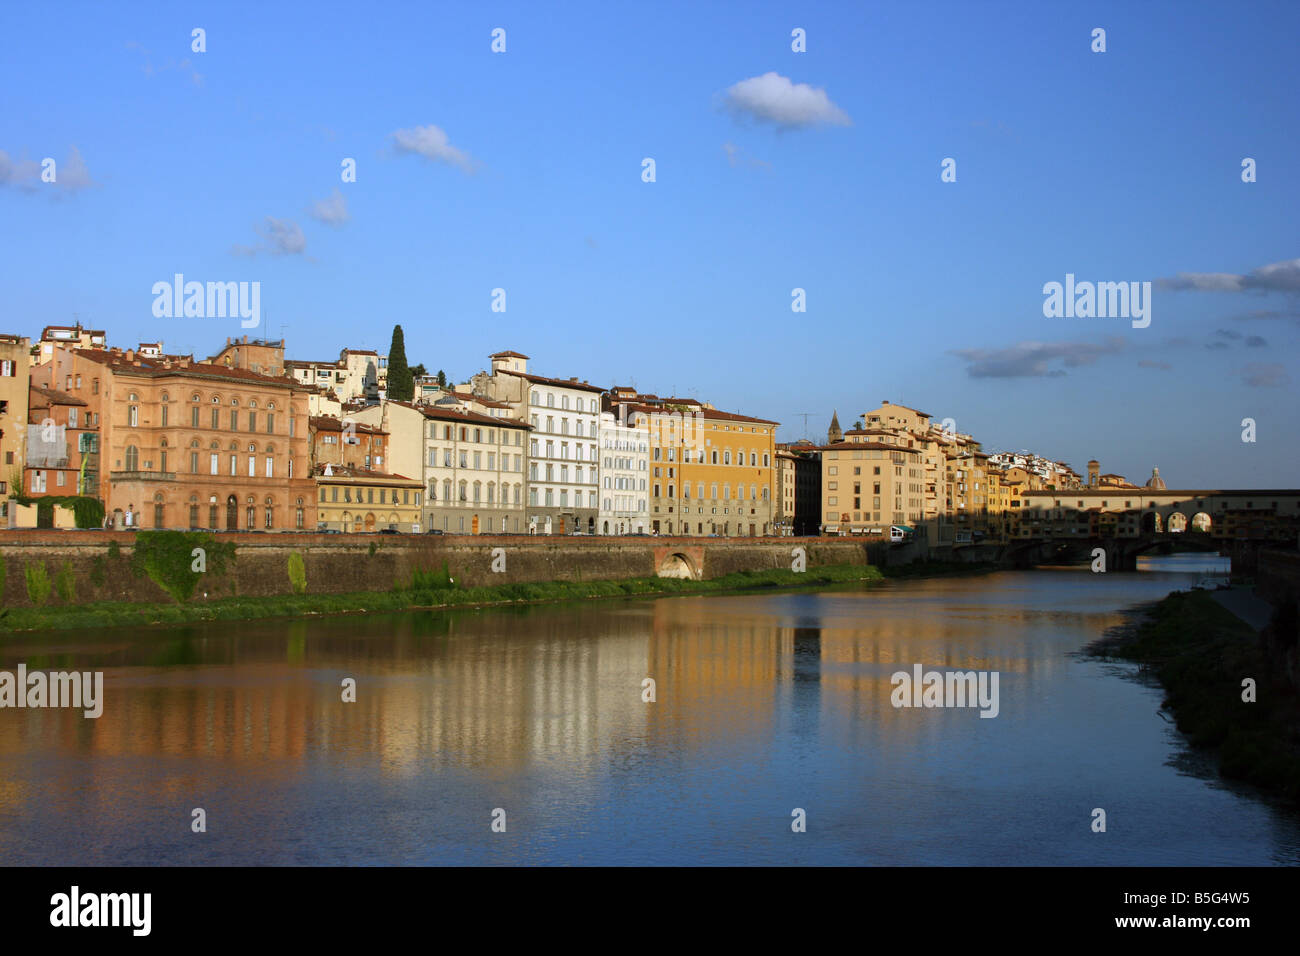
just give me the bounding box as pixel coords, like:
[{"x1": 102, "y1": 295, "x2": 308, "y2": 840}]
[
  {"x1": 1089, "y1": 590, "x2": 1300, "y2": 805},
  {"x1": 0, "y1": 562, "x2": 887, "y2": 634}
]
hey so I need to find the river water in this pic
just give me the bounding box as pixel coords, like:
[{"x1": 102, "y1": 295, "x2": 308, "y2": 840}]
[{"x1": 1, "y1": 552, "x2": 1296, "y2": 865}]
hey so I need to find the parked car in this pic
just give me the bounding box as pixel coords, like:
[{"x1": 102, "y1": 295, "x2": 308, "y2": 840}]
[
  {"x1": 378, "y1": 527, "x2": 400, "y2": 535},
  {"x1": 424, "y1": 528, "x2": 445, "y2": 535}
]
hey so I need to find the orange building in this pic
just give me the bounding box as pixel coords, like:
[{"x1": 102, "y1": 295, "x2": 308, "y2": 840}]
[{"x1": 31, "y1": 345, "x2": 317, "y2": 530}]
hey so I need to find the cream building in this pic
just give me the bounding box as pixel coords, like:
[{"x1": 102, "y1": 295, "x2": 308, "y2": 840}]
[
  {"x1": 286, "y1": 348, "x2": 387, "y2": 403},
  {"x1": 352, "y1": 399, "x2": 529, "y2": 534}
]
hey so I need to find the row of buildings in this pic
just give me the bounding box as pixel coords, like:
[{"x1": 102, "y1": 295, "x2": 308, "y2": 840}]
[{"x1": 9, "y1": 322, "x2": 1262, "y2": 544}]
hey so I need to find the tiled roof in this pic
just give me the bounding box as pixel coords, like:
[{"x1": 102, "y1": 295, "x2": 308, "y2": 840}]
[
  {"x1": 29, "y1": 385, "x2": 88, "y2": 407},
  {"x1": 73, "y1": 350, "x2": 303, "y2": 389}
]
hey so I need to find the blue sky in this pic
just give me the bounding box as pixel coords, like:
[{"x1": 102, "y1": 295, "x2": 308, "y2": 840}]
[{"x1": 3, "y1": 0, "x2": 1297, "y2": 486}]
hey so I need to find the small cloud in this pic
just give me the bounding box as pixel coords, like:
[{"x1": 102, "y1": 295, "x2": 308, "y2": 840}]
[
  {"x1": 1214, "y1": 328, "x2": 1242, "y2": 340},
  {"x1": 233, "y1": 217, "x2": 308, "y2": 256},
  {"x1": 722, "y1": 141, "x2": 771, "y2": 170},
  {"x1": 308, "y1": 188, "x2": 349, "y2": 226},
  {"x1": 392, "y1": 124, "x2": 476, "y2": 172},
  {"x1": 1238, "y1": 362, "x2": 1289, "y2": 387},
  {"x1": 949, "y1": 338, "x2": 1126, "y2": 378},
  {"x1": 722, "y1": 72, "x2": 851, "y2": 129},
  {"x1": 0, "y1": 150, "x2": 42, "y2": 191},
  {"x1": 0, "y1": 145, "x2": 95, "y2": 194},
  {"x1": 1245, "y1": 335, "x2": 1267, "y2": 347},
  {"x1": 1230, "y1": 308, "x2": 1300, "y2": 324},
  {"x1": 1138, "y1": 360, "x2": 1172, "y2": 370},
  {"x1": 259, "y1": 217, "x2": 307, "y2": 255},
  {"x1": 126, "y1": 41, "x2": 202, "y2": 86},
  {"x1": 1157, "y1": 257, "x2": 1300, "y2": 293},
  {"x1": 1205, "y1": 341, "x2": 1230, "y2": 350}
]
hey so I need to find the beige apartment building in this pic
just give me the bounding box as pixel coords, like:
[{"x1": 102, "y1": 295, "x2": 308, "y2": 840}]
[
  {"x1": 286, "y1": 348, "x2": 387, "y2": 403},
  {"x1": 352, "y1": 399, "x2": 530, "y2": 534},
  {"x1": 818, "y1": 439, "x2": 925, "y2": 535}
]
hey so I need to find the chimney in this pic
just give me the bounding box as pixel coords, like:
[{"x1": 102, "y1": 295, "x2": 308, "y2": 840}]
[{"x1": 125, "y1": 349, "x2": 135, "y2": 362}]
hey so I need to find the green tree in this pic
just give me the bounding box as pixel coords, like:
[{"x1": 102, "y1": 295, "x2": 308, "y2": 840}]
[
  {"x1": 387, "y1": 325, "x2": 414, "y2": 400},
  {"x1": 436, "y1": 369, "x2": 447, "y2": 387},
  {"x1": 411, "y1": 363, "x2": 427, "y2": 379}
]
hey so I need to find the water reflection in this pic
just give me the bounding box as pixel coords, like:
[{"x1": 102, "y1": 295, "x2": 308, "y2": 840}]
[{"x1": 2, "y1": 552, "x2": 1296, "y2": 865}]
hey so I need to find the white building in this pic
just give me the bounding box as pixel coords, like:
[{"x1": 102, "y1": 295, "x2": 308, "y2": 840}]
[
  {"x1": 597, "y1": 406, "x2": 649, "y2": 534},
  {"x1": 469, "y1": 351, "x2": 602, "y2": 535},
  {"x1": 285, "y1": 348, "x2": 387, "y2": 404}
]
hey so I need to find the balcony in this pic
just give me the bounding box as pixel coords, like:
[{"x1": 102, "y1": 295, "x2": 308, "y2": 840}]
[{"x1": 109, "y1": 471, "x2": 178, "y2": 482}]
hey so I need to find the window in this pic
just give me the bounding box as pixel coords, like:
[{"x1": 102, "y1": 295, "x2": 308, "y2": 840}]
[
  {"x1": 128, "y1": 405, "x2": 138, "y2": 427},
  {"x1": 125, "y1": 445, "x2": 139, "y2": 471},
  {"x1": 210, "y1": 453, "x2": 219, "y2": 475},
  {"x1": 191, "y1": 406, "x2": 200, "y2": 427}
]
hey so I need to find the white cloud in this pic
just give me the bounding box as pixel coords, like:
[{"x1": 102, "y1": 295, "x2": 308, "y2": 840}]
[
  {"x1": 258, "y1": 217, "x2": 307, "y2": 255},
  {"x1": 392, "y1": 124, "x2": 476, "y2": 172},
  {"x1": 723, "y1": 72, "x2": 851, "y2": 129},
  {"x1": 308, "y1": 188, "x2": 349, "y2": 226},
  {"x1": 0, "y1": 145, "x2": 95, "y2": 194},
  {"x1": 1158, "y1": 257, "x2": 1300, "y2": 293}
]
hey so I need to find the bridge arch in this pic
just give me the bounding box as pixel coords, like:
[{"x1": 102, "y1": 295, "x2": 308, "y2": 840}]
[
  {"x1": 1191, "y1": 512, "x2": 1212, "y2": 533},
  {"x1": 657, "y1": 552, "x2": 699, "y2": 580},
  {"x1": 1167, "y1": 511, "x2": 1188, "y2": 533}
]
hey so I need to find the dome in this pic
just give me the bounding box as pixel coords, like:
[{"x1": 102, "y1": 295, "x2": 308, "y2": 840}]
[{"x1": 1145, "y1": 467, "x2": 1166, "y2": 490}]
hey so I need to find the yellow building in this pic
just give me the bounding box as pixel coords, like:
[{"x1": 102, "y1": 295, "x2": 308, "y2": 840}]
[
  {"x1": 314, "y1": 464, "x2": 424, "y2": 533},
  {"x1": 0, "y1": 334, "x2": 30, "y2": 526},
  {"x1": 620, "y1": 398, "x2": 777, "y2": 536}
]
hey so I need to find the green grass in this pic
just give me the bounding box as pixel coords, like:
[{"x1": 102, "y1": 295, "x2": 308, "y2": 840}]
[
  {"x1": 1089, "y1": 590, "x2": 1300, "y2": 804},
  {"x1": 0, "y1": 563, "x2": 886, "y2": 634}
]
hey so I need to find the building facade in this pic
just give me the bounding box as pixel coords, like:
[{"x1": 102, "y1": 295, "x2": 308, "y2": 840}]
[
  {"x1": 31, "y1": 345, "x2": 316, "y2": 530},
  {"x1": 470, "y1": 352, "x2": 602, "y2": 535},
  {"x1": 596, "y1": 402, "x2": 649, "y2": 534}
]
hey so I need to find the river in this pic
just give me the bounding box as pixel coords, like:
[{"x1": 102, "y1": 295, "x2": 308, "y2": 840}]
[{"x1": 1, "y1": 552, "x2": 1296, "y2": 865}]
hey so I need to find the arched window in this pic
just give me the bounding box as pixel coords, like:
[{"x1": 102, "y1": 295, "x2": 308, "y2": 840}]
[
  {"x1": 124, "y1": 445, "x2": 139, "y2": 470},
  {"x1": 294, "y1": 497, "x2": 304, "y2": 529}
]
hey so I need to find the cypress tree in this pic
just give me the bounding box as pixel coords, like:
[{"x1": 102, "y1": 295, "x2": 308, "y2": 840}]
[
  {"x1": 387, "y1": 325, "x2": 413, "y2": 400},
  {"x1": 436, "y1": 369, "x2": 447, "y2": 387}
]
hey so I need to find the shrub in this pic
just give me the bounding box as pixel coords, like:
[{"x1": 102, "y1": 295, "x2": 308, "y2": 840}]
[
  {"x1": 288, "y1": 552, "x2": 307, "y2": 594},
  {"x1": 89, "y1": 555, "x2": 106, "y2": 588},
  {"x1": 107, "y1": 540, "x2": 121, "y2": 560},
  {"x1": 369, "y1": 541, "x2": 378, "y2": 557},
  {"x1": 54, "y1": 561, "x2": 76, "y2": 603},
  {"x1": 25, "y1": 562, "x2": 51, "y2": 607},
  {"x1": 130, "y1": 530, "x2": 236, "y2": 603},
  {"x1": 407, "y1": 562, "x2": 453, "y2": 591}
]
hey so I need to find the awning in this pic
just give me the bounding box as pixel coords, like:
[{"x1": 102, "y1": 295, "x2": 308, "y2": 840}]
[
  {"x1": 893, "y1": 525, "x2": 915, "y2": 533},
  {"x1": 824, "y1": 525, "x2": 839, "y2": 533}
]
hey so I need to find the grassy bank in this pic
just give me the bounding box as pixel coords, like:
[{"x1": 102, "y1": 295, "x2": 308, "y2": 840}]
[
  {"x1": 0, "y1": 562, "x2": 885, "y2": 634},
  {"x1": 1089, "y1": 590, "x2": 1300, "y2": 804}
]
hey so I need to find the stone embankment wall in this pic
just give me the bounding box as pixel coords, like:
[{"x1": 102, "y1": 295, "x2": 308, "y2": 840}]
[{"x1": 0, "y1": 531, "x2": 872, "y2": 608}]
